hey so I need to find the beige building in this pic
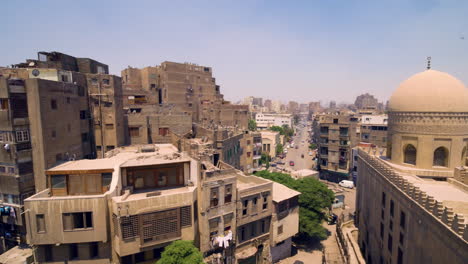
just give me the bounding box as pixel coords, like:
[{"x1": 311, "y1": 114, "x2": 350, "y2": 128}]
[
  {"x1": 240, "y1": 131, "x2": 262, "y2": 174},
  {"x1": 261, "y1": 131, "x2": 280, "y2": 158},
  {"x1": 360, "y1": 114, "x2": 388, "y2": 148},
  {"x1": 354, "y1": 93, "x2": 379, "y2": 110},
  {"x1": 23, "y1": 144, "x2": 299, "y2": 264},
  {"x1": 356, "y1": 69, "x2": 468, "y2": 264}
]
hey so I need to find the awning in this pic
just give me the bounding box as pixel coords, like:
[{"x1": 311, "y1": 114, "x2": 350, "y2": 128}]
[{"x1": 235, "y1": 246, "x2": 257, "y2": 260}]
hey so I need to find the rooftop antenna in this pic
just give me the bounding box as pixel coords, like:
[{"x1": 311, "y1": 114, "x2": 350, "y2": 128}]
[{"x1": 426, "y1": 56, "x2": 431, "y2": 70}]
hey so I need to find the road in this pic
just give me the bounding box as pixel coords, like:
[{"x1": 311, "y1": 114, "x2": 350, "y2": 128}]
[{"x1": 277, "y1": 122, "x2": 315, "y2": 172}]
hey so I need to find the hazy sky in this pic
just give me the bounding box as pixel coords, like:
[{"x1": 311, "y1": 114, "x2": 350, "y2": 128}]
[{"x1": 2, "y1": 0, "x2": 467, "y2": 104}]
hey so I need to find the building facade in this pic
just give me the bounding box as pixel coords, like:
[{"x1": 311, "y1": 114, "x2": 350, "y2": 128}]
[
  {"x1": 356, "y1": 69, "x2": 468, "y2": 264},
  {"x1": 255, "y1": 113, "x2": 292, "y2": 130}
]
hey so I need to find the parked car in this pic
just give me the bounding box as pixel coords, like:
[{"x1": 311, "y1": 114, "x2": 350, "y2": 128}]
[
  {"x1": 339, "y1": 180, "x2": 354, "y2": 189},
  {"x1": 289, "y1": 161, "x2": 295, "y2": 166}
]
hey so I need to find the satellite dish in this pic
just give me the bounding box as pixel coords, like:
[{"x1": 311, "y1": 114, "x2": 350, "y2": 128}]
[{"x1": 32, "y1": 69, "x2": 40, "y2": 76}]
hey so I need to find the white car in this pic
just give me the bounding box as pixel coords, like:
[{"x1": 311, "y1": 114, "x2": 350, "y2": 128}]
[{"x1": 339, "y1": 180, "x2": 354, "y2": 189}]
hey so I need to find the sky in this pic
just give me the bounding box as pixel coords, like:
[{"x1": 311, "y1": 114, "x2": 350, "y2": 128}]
[{"x1": 2, "y1": 0, "x2": 467, "y2": 104}]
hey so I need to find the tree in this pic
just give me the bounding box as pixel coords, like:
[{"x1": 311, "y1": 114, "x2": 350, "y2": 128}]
[
  {"x1": 248, "y1": 119, "x2": 257, "y2": 131},
  {"x1": 253, "y1": 170, "x2": 334, "y2": 241},
  {"x1": 270, "y1": 125, "x2": 294, "y2": 142},
  {"x1": 276, "y1": 144, "x2": 284, "y2": 156},
  {"x1": 259, "y1": 153, "x2": 270, "y2": 168},
  {"x1": 309, "y1": 143, "x2": 317, "y2": 150},
  {"x1": 156, "y1": 240, "x2": 204, "y2": 264}
]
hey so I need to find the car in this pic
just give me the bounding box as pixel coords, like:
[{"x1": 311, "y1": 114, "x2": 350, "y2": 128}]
[
  {"x1": 339, "y1": 180, "x2": 354, "y2": 189},
  {"x1": 277, "y1": 161, "x2": 285, "y2": 165},
  {"x1": 289, "y1": 161, "x2": 295, "y2": 166}
]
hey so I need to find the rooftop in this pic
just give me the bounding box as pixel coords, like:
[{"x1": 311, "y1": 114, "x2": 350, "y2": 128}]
[{"x1": 272, "y1": 182, "x2": 301, "y2": 203}]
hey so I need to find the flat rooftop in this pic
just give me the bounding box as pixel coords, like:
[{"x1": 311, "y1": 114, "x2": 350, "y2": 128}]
[
  {"x1": 272, "y1": 182, "x2": 300, "y2": 202},
  {"x1": 237, "y1": 174, "x2": 271, "y2": 191}
]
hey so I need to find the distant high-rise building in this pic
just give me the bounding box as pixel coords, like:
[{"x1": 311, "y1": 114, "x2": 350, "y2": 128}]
[
  {"x1": 329, "y1": 101, "x2": 336, "y2": 109},
  {"x1": 354, "y1": 93, "x2": 378, "y2": 110},
  {"x1": 264, "y1": 99, "x2": 272, "y2": 111}
]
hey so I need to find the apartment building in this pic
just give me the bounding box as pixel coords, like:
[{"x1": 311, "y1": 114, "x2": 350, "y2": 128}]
[
  {"x1": 354, "y1": 93, "x2": 379, "y2": 110},
  {"x1": 23, "y1": 144, "x2": 299, "y2": 264},
  {"x1": 255, "y1": 113, "x2": 292, "y2": 130},
  {"x1": 240, "y1": 131, "x2": 262, "y2": 174},
  {"x1": 360, "y1": 115, "x2": 388, "y2": 148},
  {"x1": 313, "y1": 113, "x2": 360, "y2": 181}
]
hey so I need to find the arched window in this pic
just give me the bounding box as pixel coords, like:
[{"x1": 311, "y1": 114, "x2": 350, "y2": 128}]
[
  {"x1": 433, "y1": 147, "x2": 449, "y2": 167},
  {"x1": 403, "y1": 144, "x2": 417, "y2": 165},
  {"x1": 462, "y1": 146, "x2": 467, "y2": 166}
]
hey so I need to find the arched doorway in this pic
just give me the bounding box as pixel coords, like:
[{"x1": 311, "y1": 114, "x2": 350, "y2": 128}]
[{"x1": 403, "y1": 144, "x2": 417, "y2": 165}]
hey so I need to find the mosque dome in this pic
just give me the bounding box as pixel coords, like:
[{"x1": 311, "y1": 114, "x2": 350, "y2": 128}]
[{"x1": 388, "y1": 70, "x2": 468, "y2": 112}]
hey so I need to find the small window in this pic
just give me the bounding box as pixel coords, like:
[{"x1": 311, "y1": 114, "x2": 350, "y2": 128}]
[
  {"x1": 36, "y1": 214, "x2": 46, "y2": 233},
  {"x1": 159, "y1": 127, "x2": 169, "y2": 136},
  {"x1": 400, "y1": 211, "x2": 406, "y2": 229},
  {"x1": 380, "y1": 222, "x2": 384, "y2": 239},
  {"x1": 80, "y1": 110, "x2": 87, "y2": 120},
  {"x1": 90, "y1": 242, "x2": 99, "y2": 258},
  {"x1": 382, "y1": 192, "x2": 386, "y2": 207},
  {"x1": 81, "y1": 133, "x2": 88, "y2": 142},
  {"x1": 388, "y1": 234, "x2": 393, "y2": 252},
  {"x1": 399, "y1": 232, "x2": 404, "y2": 245},
  {"x1": 0, "y1": 166, "x2": 6, "y2": 173},
  {"x1": 102, "y1": 173, "x2": 112, "y2": 192},
  {"x1": 16, "y1": 130, "x2": 30, "y2": 142},
  {"x1": 242, "y1": 200, "x2": 248, "y2": 215},
  {"x1": 61, "y1": 75, "x2": 69, "y2": 82},
  {"x1": 51, "y1": 99, "x2": 57, "y2": 110},
  {"x1": 278, "y1": 225, "x2": 283, "y2": 234},
  {"x1": 262, "y1": 194, "x2": 268, "y2": 210},
  {"x1": 104, "y1": 102, "x2": 113, "y2": 107},
  {"x1": 390, "y1": 200, "x2": 394, "y2": 217},
  {"x1": 0, "y1": 99, "x2": 9, "y2": 110},
  {"x1": 69, "y1": 243, "x2": 78, "y2": 260},
  {"x1": 51, "y1": 130, "x2": 57, "y2": 138},
  {"x1": 66, "y1": 97, "x2": 71, "y2": 104},
  {"x1": 210, "y1": 187, "x2": 219, "y2": 207},
  {"x1": 63, "y1": 212, "x2": 93, "y2": 231},
  {"x1": 105, "y1": 124, "x2": 114, "y2": 129},
  {"x1": 151, "y1": 84, "x2": 156, "y2": 89},
  {"x1": 91, "y1": 78, "x2": 98, "y2": 85},
  {"x1": 8, "y1": 167, "x2": 15, "y2": 174},
  {"x1": 129, "y1": 127, "x2": 140, "y2": 137},
  {"x1": 224, "y1": 184, "x2": 232, "y2": 203},
  {"x1": 102, "y1": 79, "x2": 110, "y2": 85},
  {"x1": 389, "y1": 220, "x2": 393, "y2": 231}
]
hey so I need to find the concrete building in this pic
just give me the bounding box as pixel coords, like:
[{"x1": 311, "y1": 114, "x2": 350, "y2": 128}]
[
  {"x1": 23, "y1": 144, "x2": 299, "y2": 264},
  {"x1": 261, "y1": 131, "x2": 280, "y2": 158},
  {"x1": 356, "y1": 70, "x2": 468, "y2": 264},
  {"x1": 255, "y1": 113, "x2": 292, "y2": 130},
  {"x1": 287, "y1": 101, "x2": 299, "y2": 114},
  {"x1": 240, "y1": 131, "x2": 262, "y2": 174},
  {"x1": 354, "y1": 93, "x2": 379, "y2": 110},
  {"x1": 360, "y1": 114, "x2": 388, "y2": 148},
  {"x1": 263, "y1": 100, "x2": 272, "y2": 112},
  {"x1": 313, "y1": 113, "x2": 360, "y2": 181}
]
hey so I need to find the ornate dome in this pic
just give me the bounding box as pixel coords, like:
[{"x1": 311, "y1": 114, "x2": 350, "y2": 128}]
[{"x1": 388, "y1": 70, "x2": 468, "y2": 112}]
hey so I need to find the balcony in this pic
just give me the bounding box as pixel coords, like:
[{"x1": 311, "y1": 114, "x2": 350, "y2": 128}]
[{"x1": 24, "y1": 189, "x2": 108, "y2": 245}]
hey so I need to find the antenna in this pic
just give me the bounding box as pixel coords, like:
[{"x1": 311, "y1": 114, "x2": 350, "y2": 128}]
[{"x1": 426, "y1": 56, "x2": 431, "y2": 70}]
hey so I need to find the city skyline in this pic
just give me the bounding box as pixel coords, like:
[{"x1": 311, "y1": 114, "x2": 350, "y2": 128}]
[{"x1": 2, "y1": 0, "x2": 467, "y2": 103}]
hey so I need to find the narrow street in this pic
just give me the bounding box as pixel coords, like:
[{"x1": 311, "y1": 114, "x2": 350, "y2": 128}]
[{"x1": 277, "y1": 119, "x2": 357, "y2": 264}]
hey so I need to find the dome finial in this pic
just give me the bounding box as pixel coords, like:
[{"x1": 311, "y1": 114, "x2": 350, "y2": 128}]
[{"x1": 426, "y1": 56, "x2": 431, "y2": 70}]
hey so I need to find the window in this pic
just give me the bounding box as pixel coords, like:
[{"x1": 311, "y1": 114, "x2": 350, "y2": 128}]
[
  {"x1": 69, "y1": 244, "x2": 78, "y2": 260},
  {"x1": 15, "y1": 130, "x2": 30, "y2": 142},
  {"x1": 105, "y1": 124, "x2": 114, "y2": 129},
  {"x1": 380, "y1": 222, "x2": 384, "y2": 239},
  {"x1": 90, "y1": 242, "x2": 99, "y2": 258},
  {"x1": 36, "y1": 214, "x2": 46, "y2": 233},
  {"x1": 403, "y1": 144, "x2": 416, "y2": 165},
  {"x1": 151, "y1": 84, "x2": 156, "y2": 89},
  {"x1": 51, "y1": 175, "x2": 67, "y2": 196},
  {"x1": 80, "y1": 110, "x2": 87, "y2": 120},
  {"x1": 63, "y1": 212, "x2": 93, "y2": 230},
  {"x1": 278, "y1": 201, "x2": 288, "y2": 213},
  {"x1": 433, "y1": 147, "x2": 448, "y2": 167},
  {"x1": 389, "y1": 220, "x2": 393, "y2": 231},
  {"x1": 250, "y1": 223, "x2": 256, "y2": 236},
  {"x1": 8, "y1": 167, "x2": 15, "y2": 174},
  {"x1": 0, "y1": 99, "x2": 8, "y2": 110},
  {"x1": 66, "y1": 97, "x2": 71, "y2": 104},
  {"x1": 102, "y1": 173, "x2": 112, "y2": 192},
  {"x1": 210, "y1": 187, "x2": 219, "y2": 207},
  {"x1": 381, "y1": 192, "x2": 386, "y2": 207},
  {"x1": 61, "y1": 75, "x2": 69, "y2": 82},
  {"x1": 278, "y1": 225, "x2": 283, "y2": 234},
  {"x1": 333, "y1": 119, "x2": 338, "y2": 124},
  {"x1": 397, "y1": 248, "x2": 403, "y2": 264},
  {"x1": 159, "y1": 127, "x2": 169, "y2": 136},
  {"x1": 240, "y1": 227, "x2": 246, "y2": 241},
  {"x1": 51, "y1": 130, "x2": 57, "y2": 138},
  {"x1": 390, "y1": 200, "x2": 394, "y2": 217},
  {"x1": 243, "y1": 200, "x2": 248, "y2": 215},
  {"x1": 399, "y1": 232, "x2": 404, "y2": 245},
  {"x1": 129, "y1": 127, "x2": 140, "y2": 137},
  {"x1": 106, "y1": 145, "x2": 115, "y2": 151},
  {"x1": 51, "y1": 99, "x2": 57, "y2": 109},
  {"x1": 102, "y1": 79, "x2": 110, "y2": 85},
  {"x1": 0, "y1": 166, "x2": 5, "y2": 173},
  {"x1": 387, "y1": 234, "x2": 393, "y2": 252},
  {"x1": 262, "y1": 194, "x2": 268, "y2": 210},
  {"x1": 400, "y1": 211, "x2": 406, "y2": 229},
  {"x1": 247, "y1": 152, "x2": 251, "y2": 157},
  {"x1": 224, "y1": 184, "x2": 232, "y2": 203},
  {"x1": 44, "y1": 245, "x2": 53, "y2": 262},
  {"x1": 81, "y1": 133, "x2": 88, "y2": 142},
  {"x1": 91, "y1": 78, "x2": 98, "y2": 85}
]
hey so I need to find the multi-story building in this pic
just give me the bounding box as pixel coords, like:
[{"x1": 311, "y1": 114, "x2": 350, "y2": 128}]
[
  {"x1": 287, "y1": 101, "x2": 299, "y2": 114},
  {"x1": 0, "y1": 52, "x2": 125, "y2": 251},
  {"x1": 356, "y1": 69, "x2": 468, "y2": 264},
  {"x1": 255, "y1": 113, "x2": 292, "y2": 130},
  {"x1": 24, "y1": 144, "x2": 299, "y2": 264},
  {"x1": 263, "y1": 100, "x2": 272, "y2": 112},
  {"x1": 261, "y1": 131, "x2": 280, "y2": 158},
  {"x1": 240, "y1": 131, "x2": 262, "y2": 174},
  {"x1": 360, "y1": 115, "x2": 388, "y2": 148},
  {"x1": 354, "y1": 93, "x2": 379, "y2": 110},
  {"x1": 314, "y1": 113, "x2": 360, "y2": 181}
]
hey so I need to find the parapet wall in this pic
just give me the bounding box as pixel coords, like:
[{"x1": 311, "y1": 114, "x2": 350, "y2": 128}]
[{"x1": 358, "y1": 148, "x2": 468, "y2": 243}]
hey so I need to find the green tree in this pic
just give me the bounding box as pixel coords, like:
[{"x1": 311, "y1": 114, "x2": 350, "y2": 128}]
[
  {"x1": 248, "y1": 119, "x2": 257, "y2": 131},
  {"x1": 276, "y1": 144, "x2": 284, "y2": 156},
  {"x1": 253, "y1": 170, "x2": 334, "y2": 241},
  {"x1": 309, "y1": 143, "x2": 317, "y2": 150},
  {"x1": 156, "y1": 240, "x2": 204, "y2": 264},
  {"x1": 259, "y1": 153, "x2": 270, "y2": 168}
]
